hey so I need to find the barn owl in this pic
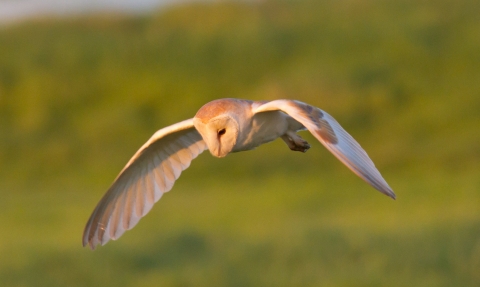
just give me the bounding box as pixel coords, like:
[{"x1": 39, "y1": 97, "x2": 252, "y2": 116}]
[{"x1": 83, "y1": 98, "x2": 395, "y2": 249}]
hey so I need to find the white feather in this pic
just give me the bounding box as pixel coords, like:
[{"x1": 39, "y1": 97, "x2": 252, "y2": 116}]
[
  {"x1": 83, "y1": 99, "x2": 395, "y2": 250},
  {"x1": 83, "y1": 119, "x2": 207, "y2": 249}
]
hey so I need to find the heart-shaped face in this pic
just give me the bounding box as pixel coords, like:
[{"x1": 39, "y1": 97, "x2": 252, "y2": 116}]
[{"x1": 194, "y1": 114, "x2": 239, "y2": 158}]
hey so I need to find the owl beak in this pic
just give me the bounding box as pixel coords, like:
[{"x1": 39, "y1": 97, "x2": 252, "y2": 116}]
[
  {"x1": 209, "y1": 144, "x2": 227, "y2": 158},
  {"x1": 207, "y1": 143, "x2": 222, "y2": 158},
  {"x1": 215, "y1": 145, "x2": 224, "y2": 158}
]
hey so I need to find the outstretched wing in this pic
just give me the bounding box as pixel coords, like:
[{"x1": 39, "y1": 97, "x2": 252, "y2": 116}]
[
  {"x1": 83, "y1": 119, "x2": 207, "y2": 249},
  {"x1": 253, "y1": 100, "x2": 395, "y2": 199}
]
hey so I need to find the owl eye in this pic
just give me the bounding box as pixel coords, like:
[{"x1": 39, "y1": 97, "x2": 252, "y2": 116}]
[{"x1": 218, "y1": 128, "x2": 226, "y2": 136}]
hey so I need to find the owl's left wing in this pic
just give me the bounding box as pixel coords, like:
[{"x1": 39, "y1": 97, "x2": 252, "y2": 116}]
[{"x1": 253, "y1": 99, "x2": 395, "y2": 199}]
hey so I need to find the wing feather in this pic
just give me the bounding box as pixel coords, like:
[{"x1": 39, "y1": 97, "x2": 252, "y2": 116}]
[
  {"x1": 83, "y1": 119, "x2": 207, "y2": 249},
  {"x1": 253, "y1": 100, "x2": 396, "y2": 199}
]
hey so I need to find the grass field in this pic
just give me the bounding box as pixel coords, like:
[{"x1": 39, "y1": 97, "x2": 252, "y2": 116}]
[{"x1": 0, "y1": 0, "x2": 479, "y2": 286}]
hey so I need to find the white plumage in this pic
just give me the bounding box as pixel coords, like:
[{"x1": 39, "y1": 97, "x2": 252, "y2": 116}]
[{"x1": 83, "y1": 98, "x2": 395, "y2": 249}]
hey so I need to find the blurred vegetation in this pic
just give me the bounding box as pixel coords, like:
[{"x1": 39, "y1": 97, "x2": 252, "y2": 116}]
[{"x1": 0, "y1": 0, "x2": 479, "y2": 286}]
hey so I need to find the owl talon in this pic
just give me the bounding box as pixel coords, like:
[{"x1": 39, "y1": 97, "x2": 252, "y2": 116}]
[{"x1": 282, "y1": 133, "x2": 310, "y2": 153}]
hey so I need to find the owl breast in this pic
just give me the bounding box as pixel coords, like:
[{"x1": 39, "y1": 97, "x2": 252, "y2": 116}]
[{"x1": 232, "y1": 111, "x2": 290, "y2": 152}]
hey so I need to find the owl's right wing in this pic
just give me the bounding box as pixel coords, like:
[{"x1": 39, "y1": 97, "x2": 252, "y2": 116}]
[{"x1": 82, "y1": 118, "x2": 207, "y2": 249}]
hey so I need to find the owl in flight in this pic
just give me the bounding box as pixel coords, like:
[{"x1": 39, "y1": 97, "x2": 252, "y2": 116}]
[{"x1": 83, "y1": 98, "x2": 395, "y2": 249}]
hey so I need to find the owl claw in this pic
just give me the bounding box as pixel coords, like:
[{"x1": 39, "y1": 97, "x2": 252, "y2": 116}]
[{"x1": 282, "y1": 133, "x2": 311, "y2": 153}]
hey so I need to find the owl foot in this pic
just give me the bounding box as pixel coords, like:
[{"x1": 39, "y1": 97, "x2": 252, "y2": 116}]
[{"x1": 281, "y1": 133, "x2": 311, "y2": 153}]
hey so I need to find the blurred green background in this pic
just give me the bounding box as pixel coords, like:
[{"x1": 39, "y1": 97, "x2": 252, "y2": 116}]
[{"x1": 1, "y1": 0, "x2": 479, "y2": 286}]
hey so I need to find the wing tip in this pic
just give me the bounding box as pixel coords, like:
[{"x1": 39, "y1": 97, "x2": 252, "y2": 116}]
[
  {"x1": 82, "y1": 238, "x2": 97, "y2": 250},
  {"x1": 82, "y1": 235, "x2": 95, "y2": 250},
  {"x1": 82, "y1": 228, "x2": 104, "y2": 250},
  {"x1": 381, "y1": 188, "x2": 396, "y2": 200}
]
